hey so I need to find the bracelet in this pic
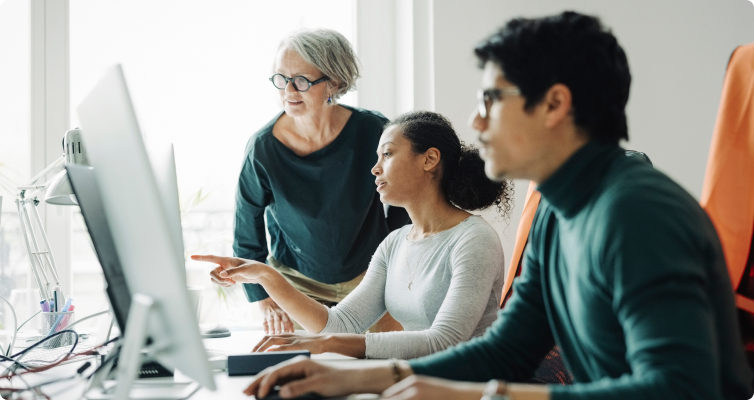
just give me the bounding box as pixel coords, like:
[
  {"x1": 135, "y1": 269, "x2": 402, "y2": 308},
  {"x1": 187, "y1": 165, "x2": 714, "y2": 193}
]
[{"x1": 388, "y1": 358, "x2": 408, "y2": 383}]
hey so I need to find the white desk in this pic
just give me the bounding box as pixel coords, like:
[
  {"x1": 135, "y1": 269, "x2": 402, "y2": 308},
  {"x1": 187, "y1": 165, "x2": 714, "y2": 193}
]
[
  {"x1": 193, "y1": 329, "x2": 385, "y2": 399},
  {"x1": 3, "y1": 329, "x2": 386, "y2": 399}
]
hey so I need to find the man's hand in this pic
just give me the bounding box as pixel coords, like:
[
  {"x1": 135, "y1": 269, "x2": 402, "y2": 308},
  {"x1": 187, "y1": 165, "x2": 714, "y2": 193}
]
[
  {"x1": 258, "y1": 297, "x2": 294, "y2": 334},
  {"x1": 243, "y1": 357, "x2": 393, "y2": 399},
  {"x1": 253, "y1": 332, "x2": 330, "y2": 353},
  {"x1": 381, "y1": 376, "x2": 485, "y2": 400}
]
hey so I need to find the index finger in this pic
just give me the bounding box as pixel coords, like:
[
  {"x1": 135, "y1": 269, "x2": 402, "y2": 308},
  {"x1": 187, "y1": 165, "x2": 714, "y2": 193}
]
[{"x1": 191, "y1": 254, "x2": 225, "y2": 265}]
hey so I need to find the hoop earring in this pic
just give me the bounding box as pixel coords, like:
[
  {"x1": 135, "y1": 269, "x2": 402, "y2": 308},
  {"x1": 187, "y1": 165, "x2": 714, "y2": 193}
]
[{"x1": 327, "y1": 95, "x2": 332, "y2": 105}]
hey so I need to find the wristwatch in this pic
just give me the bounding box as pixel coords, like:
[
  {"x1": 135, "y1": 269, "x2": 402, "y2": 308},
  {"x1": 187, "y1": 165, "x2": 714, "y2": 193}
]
[{"x1": 480, "y1": 379, "x2": 511, "y2": 400}]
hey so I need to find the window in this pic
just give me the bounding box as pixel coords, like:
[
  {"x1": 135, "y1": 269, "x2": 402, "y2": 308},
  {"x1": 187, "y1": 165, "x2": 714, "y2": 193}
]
[
  {"x1": 0, "y1": 0, "x2": 33, "y2": 340},
  {"x1": 69, "y1": 0, "x2": 355, "y2": 329}
]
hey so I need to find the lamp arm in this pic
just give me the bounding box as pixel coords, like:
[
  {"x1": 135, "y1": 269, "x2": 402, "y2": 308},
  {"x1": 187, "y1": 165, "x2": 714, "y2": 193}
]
[
  {"x1": 16, "y1": 198, "x2": 50, "y2": 301},
  {"x1": 25, "y1": 155, "x2": 64, "y2": 187},
  {"x1": 29, "y1": 200, "x2": 62, "y2": 291}
]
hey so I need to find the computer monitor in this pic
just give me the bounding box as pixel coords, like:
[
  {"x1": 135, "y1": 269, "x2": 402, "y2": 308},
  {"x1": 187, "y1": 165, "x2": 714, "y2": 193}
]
[
  {"x1": 66, "y1": 164, "x2": 131, "y2": 331},
  {"x1": 67, "y1": 143, "x2": 187, "y2": 333},
  {"x1": 76, "y1": 64, "x2": 215, "y2": 394},
  {"x1": 147, "y1": 143, "x2": 187, "y2": 284}
]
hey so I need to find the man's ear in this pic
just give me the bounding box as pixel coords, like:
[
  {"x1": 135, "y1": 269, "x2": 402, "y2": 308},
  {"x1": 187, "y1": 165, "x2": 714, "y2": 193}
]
[
  {"x1": 542, "y1": 83, "x2": 573, "y2": 129},
  {"x1": 424, "y1": 148, "x2": 442, "y2": 172}
]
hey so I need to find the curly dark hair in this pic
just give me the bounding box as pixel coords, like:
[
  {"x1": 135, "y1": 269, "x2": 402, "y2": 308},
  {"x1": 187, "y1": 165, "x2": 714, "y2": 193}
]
[
  {"x1": 385, "y1": 111, "x2": 514, "y2": 218},
  {"x1": 474, "y1": 11, "x2": 631, "y2": 144}
]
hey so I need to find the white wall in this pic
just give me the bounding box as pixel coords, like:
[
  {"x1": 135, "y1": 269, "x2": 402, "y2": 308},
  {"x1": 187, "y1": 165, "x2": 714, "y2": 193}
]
[{"x1": 359, "y1": 0, "x2": 754, "y2": 271}]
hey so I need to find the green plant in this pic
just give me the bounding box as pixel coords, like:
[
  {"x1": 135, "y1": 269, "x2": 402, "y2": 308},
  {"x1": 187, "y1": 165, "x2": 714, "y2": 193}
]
[{"x1": 179, "y1": 186, "x2": 233, "y2": 307}]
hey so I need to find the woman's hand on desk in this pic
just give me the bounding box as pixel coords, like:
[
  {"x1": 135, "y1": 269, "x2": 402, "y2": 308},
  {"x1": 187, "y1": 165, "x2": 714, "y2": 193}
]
[
  {"x1": 243, "y1": 357, "x2": 394, "y2": 399},
  {"x1": 259, "y1": 297, "x2": 295, "y2": 334},
  {"x1": 252, "y1": 333, "x2": 366, "y2": 358}
]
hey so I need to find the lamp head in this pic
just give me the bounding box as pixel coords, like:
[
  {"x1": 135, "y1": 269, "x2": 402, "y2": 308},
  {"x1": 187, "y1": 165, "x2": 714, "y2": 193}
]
[
  {"x1": 44, "y1": 170, "x2": 77, "y2": 205},
  {"x1": 42, "y1": 128, "x2": 88, "y2": 206}
]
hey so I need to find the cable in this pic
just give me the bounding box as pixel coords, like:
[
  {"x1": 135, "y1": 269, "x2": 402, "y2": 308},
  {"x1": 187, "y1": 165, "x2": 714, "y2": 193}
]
[
  {"x1": 0, "y1": 334, "x2": 117, "y2": 398},
  {"x1": 25, "y1": 361, "x2": 91, "y2": 390},
  {"x1": 10, "y1": 335, "x2": 119, "y2": 379},
  {"x1": 15, "y1": 309, "x2": 41, "y2": 334},
  {"x1": 2, "y1": 330, "x2": 79, "y2": 377},
  {"x1": 64, "y1": 309, "x2": 109, "y2": 331},
  {"x1": 0, "y1": 295, "x2": 18, "y2": 357},
  {"x1": 83, "y1": 338, "x2": 121, "y2": 382},
  {"x1": 0, "y1": 353, "x2": 30, "y2": 372},
  {"x1": 0, "y1": 362, "x2": 88, "y2": 399}
]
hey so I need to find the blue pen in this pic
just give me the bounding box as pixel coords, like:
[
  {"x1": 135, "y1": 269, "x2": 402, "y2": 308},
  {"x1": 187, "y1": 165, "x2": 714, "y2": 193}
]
[{"x1": 47, "y1": 297, "x2": 74, "y2": 336}]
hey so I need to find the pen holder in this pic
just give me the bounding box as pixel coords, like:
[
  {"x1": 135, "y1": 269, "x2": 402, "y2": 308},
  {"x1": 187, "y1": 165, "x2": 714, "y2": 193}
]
[{"x1": 40, "y1": 311, "x2": 77, "y2": 349}]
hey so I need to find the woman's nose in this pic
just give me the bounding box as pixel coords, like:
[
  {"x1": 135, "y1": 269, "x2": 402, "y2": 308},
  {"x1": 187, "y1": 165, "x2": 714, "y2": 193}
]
[
  {"x1": 371, "y1": 163, "x2": 381, "y2": 176},
  {"x1": 284, "y1": 80, "x2": 298, "y2": 94}
]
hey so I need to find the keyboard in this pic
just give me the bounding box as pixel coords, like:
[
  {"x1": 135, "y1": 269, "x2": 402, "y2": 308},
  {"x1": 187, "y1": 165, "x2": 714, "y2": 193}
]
[
  {"x1": 13, "y1": 346, "x2": 232, "y2": 371},
  {"x1": 15, "y1": 343, "x2": 97, "y2": 367}
]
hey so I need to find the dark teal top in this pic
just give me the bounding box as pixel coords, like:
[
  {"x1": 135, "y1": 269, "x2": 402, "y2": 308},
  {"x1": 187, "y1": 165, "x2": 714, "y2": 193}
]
[
  {"x1": 409, "y1": 142, "x2": 753, "y2": 400},
  {"x1": 233, "y1": 106, "x2": 394, "y2": 302}
]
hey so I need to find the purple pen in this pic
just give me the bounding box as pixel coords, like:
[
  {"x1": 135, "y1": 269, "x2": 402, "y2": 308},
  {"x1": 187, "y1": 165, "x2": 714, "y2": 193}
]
[{"x1": 40, "y1": 300, "x2": 50, "y2": 312}]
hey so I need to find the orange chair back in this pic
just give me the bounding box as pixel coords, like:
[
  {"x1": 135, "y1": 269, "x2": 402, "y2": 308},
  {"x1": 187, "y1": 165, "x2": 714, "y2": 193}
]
[
  {"x1": 501, "y1": 181, "x2": 540, "y2": 307},
  {"x1": 700, "y1": 43, "x2": 754, "y2": 312}
]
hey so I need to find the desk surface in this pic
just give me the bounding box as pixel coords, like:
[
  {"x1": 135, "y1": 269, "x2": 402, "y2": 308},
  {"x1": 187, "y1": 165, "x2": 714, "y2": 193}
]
[
  {"x1": 3, "y1": 329, "x2": 385, "y2": 399},
  {"x1": 194, "y1": 330, "x2": 385, "y2": 399}
]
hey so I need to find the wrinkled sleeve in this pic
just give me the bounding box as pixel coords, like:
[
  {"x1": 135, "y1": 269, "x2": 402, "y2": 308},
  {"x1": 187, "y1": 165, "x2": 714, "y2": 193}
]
[
  {"x1": 233, "y1": 148, "x2": 272, "y2": 302},
  {"x1": 364, "y1": 224, "x2": 503, "y2": 359},
  {"x1": 551, "y1": 198, "x2": 725, "y2": 400},
  {"x1": 408, "y1": 212, "x2": 555, "y2": 381}
]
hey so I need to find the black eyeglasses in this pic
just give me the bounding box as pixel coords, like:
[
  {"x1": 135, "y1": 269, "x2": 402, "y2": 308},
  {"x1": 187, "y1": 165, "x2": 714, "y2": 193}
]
[
  {"x1": 270, "y1": 74, "x2": 329, "y2": 92},
  {"x1": 477, "y1": 87, "x2": 521, "y2": 118}
]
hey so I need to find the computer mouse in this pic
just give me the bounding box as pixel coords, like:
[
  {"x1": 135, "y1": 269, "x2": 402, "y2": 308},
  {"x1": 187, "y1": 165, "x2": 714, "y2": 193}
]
[
  {"x1": 200, "y1": 323, "x2": 231, "y2": 338},
  {"x1": 257, "y1": 386, "x2": 324, "y2": 400}
]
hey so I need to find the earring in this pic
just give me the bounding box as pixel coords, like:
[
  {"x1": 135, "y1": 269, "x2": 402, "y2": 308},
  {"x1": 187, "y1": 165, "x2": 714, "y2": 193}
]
[{"x1": 327, "y1": 95, "x2": 332, "y2": 105}]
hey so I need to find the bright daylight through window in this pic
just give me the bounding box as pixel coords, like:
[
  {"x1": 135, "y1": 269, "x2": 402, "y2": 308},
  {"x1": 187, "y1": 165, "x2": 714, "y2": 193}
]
[
  {"x1": 0, "y1": 0, "x2": 32, "y2": 346},
  {"x1": 68, "y1": 0, "x2": 355, "y2": 331}
]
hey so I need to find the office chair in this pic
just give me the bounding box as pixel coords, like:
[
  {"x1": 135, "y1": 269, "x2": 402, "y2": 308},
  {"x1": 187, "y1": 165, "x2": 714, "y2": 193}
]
[{"x1": 700, "y1": 43, "x2": 754, "y2": 367}]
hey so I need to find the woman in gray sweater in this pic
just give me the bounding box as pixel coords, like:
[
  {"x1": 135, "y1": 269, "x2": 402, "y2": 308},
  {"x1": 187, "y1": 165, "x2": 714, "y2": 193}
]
[{"x1": 194, "y1": 111, "x2": 514, "y2": 359}]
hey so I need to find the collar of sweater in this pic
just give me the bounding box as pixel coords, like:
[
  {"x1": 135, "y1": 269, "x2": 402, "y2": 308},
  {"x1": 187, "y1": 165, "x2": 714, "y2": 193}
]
[{"x1": 537, "y1": 140, "x2": 623, "y2": 219}]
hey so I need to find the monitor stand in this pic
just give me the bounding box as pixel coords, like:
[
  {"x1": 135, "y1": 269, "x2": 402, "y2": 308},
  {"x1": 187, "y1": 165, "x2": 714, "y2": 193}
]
[{"x1": 84, "y1": 294, "x2": 200, "y2": 400}]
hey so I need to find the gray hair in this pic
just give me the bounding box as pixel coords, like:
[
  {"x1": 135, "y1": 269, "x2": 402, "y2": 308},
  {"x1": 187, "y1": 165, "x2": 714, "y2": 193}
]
[{"x1": 280, "y1": 29, "x2": 360, "y2": 100}]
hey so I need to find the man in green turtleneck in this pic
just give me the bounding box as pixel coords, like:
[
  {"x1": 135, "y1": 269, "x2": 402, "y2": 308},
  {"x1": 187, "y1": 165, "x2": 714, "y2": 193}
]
[{"x1": 243, "y1": 11, "x2": 753, "y2": 400}]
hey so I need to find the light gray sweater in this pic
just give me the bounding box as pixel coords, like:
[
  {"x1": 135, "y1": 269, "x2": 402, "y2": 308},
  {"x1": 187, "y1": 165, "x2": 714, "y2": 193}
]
[{"x1": 320, "y1": 215, "x2": 504, "y2": 359}]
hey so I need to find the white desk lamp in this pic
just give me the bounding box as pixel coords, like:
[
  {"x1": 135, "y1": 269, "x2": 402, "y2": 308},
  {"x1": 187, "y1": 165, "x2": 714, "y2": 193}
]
[{"x1": 16, "y1": 128, "x2": 88, "y2": 304}]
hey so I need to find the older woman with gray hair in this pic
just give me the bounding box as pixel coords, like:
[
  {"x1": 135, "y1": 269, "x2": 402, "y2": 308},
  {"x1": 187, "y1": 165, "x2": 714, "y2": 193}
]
[{"x1": 211, "y1": 29, "x2": 407, "y2": 334}]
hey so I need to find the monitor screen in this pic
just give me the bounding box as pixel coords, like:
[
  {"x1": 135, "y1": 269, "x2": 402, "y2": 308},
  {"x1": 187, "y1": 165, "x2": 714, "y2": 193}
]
[{"x1": 66, "y1": 164, "x2": 131, "y2": 331}]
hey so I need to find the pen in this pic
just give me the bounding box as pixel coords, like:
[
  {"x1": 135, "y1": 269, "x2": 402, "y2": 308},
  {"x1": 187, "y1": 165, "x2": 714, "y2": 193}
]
[
  {"x1": 60, "y1": 304, "x2": 75, "y2": 330},
  {"x1": 40, "y1": 300, "x2": 50, "y2": 312},
  {"x1": 47, "y1": 297, "x2": 74, "y2": 336}
]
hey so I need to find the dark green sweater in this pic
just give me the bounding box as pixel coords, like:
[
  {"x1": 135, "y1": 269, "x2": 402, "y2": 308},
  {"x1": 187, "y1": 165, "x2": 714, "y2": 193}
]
[
  {"x1": 233, "y1": 106, "x2": 395, "y2": 302},
  {"x1": 409, "y1": 142, "x2": 752, "y2": 400}
]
